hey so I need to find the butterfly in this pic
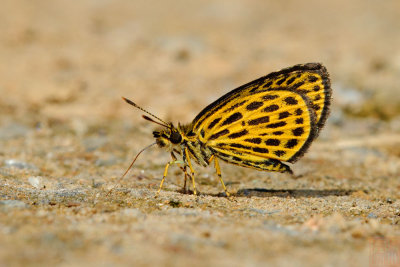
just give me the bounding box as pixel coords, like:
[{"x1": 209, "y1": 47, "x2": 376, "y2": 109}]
[{"x1": 121, "y1": 63, "x2": 331, "y2": 196}]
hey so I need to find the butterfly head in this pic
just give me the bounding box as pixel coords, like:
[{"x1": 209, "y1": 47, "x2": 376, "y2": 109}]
[
  {"x1": 121, "y1": 97, "x2": 184, "y2": 150},
  {"x1": 153, "y1": 125, "x2": 183, "y2": 150}
]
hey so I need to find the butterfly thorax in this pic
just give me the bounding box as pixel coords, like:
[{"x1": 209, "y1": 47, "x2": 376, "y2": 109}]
[{"x1": 153, "y1": 123, "x2": 213, "y2": 167}]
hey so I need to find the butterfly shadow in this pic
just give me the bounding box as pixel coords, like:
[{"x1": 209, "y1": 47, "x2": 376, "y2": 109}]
[
  {"x1": 227, "y1": 188, "x2": 354, "y2": 198},
  {"x1": 177, "y1": 187, "x2": 354, "y2": 198}
]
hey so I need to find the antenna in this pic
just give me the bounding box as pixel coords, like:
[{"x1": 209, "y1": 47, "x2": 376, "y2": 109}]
[
  {"x1": 107, "y1": 142, "x2": 157, "y2": 196},
  {"x1": 122, "y1": 97, "x2": 169, "y2": 126},
  {"x1": 142, "y1": 115, "x2": 170, "y2": 128}
]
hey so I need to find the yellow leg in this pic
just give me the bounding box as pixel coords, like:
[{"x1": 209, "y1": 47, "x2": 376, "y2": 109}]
[
  {"x1": 214, "y1": 157, "x2": 231, "y2": 197},
  {"x1": 177, "y1": 165, "x2": 189, "y2": 193},
  {"x1": 173, "y1": 152, "x2": 187, "y2": 192},
  {"x1": 184, "y1": 148, "x2": 197, "y2": 195},
  {"x1": 208, "y1": 155, "x2": 214, "y2": 164},
  {"x1": 157, "y1": 162, "x2": 171, "y2": 195},
  {"x1": 156, "y1": 160, "x2": 182, "y2": 196},
  {"x1": 183, "y1": 167, "x2": 189, "y2": 193}
]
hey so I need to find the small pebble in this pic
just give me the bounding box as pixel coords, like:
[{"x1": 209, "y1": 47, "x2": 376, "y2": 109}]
[
  {"x1": 82, "y1": 136, "x2": 108, "y2": 152},
  {"x1": 95, "y1": 156, "x2": 117, "y2": 167},
  {"x1": 54, "y1": 189, "x2": 85, "y2": 198},
  {"x1": 122, "y1": 208, "x2": 145, "y2": 218},
  {"x1": 4, "y1": 159, "x2": 38, "y2": 170},
  {"x1": 0, "y1": 200, "x2": 28, "y2": 209},
  {"x1": 249, "y1": 208, "x2": 281, "y2": 215},
  {"x1": 28, "y1": 176, "x2": 42, "y2": 189},
  {"x1": 166, "y1": 208, "x2": 210, "y2": 217},
  {"x1": 169, "y1": 234, "x2": 197, "y2": 251},
  {"x1": 129, "y1": 189, "x2": 151, "y2": 198},
  {"x1": 0, "y1": 123, "x2": 29, "y2": 140},
  {"x1": 386, "y1": 198, "x2": 394, "y2": 204}
]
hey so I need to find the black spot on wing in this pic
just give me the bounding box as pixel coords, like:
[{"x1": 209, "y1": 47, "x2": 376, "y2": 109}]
[
  {"x1": 274, "y1": 150, "x2": 286, "y2": 157},
  {"x1": 308, "y1": 75, "x2": 318, "y2": 82},
  {"x1": 262, "y1": 94, "x2": 279, "y2": 100},
  {"x1": 208, "y1": 118, "x2": 221, "y2": 129},
  {"x1": 266, "y1": 121, "x2": 287, "y2": 128},
  {"x1": 285, "y1": 139, "x2": 298, "y2": 149},
  {"x1": 209, "y1": 129, "x2": 230, "y2": 140},
  {"x1": 228, "y1": 129, "x2": 248, "y2": 139},
  {"x1": 263, "y1": 104, "x2": 279, "y2": 112},
  {"x1": 297, "y1": 89, "x2": 309, "y2": 95},
  {"x1": 246, "y1": 101, "x2": 264, "y2": 111},
  {"x1": 216, "y1": 149, "x2": 243, "y2": 160},
  {"x1": 313, "y1": 85, "x2": 320, "y2": 92},
  {"x1": 286, "y1": 76, "x2": 296, "y2": 85},
  {"x1": 249, "y1": 86, "x2": 258, "y2": 93},
  {"x1": 244, "y1": 138, "x2": 262, "y2": 144},
  {"x1": 225, "y1": 100, "x2": 247, "y2": 112},
  {"x1": 292, "y1": 81, "x2": 305, "y2": 89},
  {"x1": 249, "y1": 88, "x2": 269, "y2": 95},
  {"x1": 295, "y1": 108, "x2": 303, "y2": 115},
  {"x1": 276, "y1": 77, "x2": 286, "y2": 85},
  {"x1": 253, "y1": 147, "x2": 269, "y2": 153},
  {"x1": 229, "y1": 143, "x2": 252, "y2": 149},
  {"x1": 248, "y1": 116, "x2": 269, "y2": 125},
  {"x1": 273, "y1": 131, "x2": 284, "y2": 135},
  {"x1": 278, "y1": 111, "x2": 290, "y2": 119},
  {"x1": 292, "y1": 127, "x2": 304, "y2": 136},
  {"x1": 262, "y1": 80, "x2": 273, "y2": 88},
  {"x1": 231, "y1": 156, "x2": 242, "y2": 162},
  {"x1": 295, "y1": 118, "x2": 304, "y2": 124},
  {"x1": 312, "y1": 104, "x2": 321, "y2": 111},
  {"x1": 265, "y1": 139, "x2": 280, "y2": 146},
  {"x1": 221, "y1": 112, "x2": 243, "y2": 126},
  {"x1": 284, "y1": 97, "x2": 298, "y2": 105}
]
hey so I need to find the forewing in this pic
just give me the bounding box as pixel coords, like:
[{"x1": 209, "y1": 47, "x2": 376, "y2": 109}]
[
  {"x1": 197, "y1": 89, "x2": 316, "y2": 163},
  {"x1": 192, "y1": 63, "x2": 331, "y2": 131}
]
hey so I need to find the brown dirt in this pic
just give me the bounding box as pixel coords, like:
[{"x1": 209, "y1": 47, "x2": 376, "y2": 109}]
[{"x1": 1, "y1": 1, "x2": 400, "y2": 266}]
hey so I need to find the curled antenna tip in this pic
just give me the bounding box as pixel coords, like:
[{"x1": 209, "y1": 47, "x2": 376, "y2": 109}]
[
  {"x1": 121, "y1": 96, "x2": 169, "y2": 126},
  {"x1": 142, "y1": 115, "x2": 170, "y2": 128},
  {"x1": 122, "y1": 97, "x2": 134, "y2": 106}
]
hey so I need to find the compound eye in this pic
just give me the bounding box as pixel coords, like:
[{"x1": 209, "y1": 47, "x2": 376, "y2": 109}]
[
  {"x1": 153, "y1": 131, "x2": 161, "y2": 138},
  {"x1": 170, "y1": 131, "x2": 182, "y2": 144}
]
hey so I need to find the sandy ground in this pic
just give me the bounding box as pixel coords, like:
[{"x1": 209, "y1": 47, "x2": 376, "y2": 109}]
[{"x1": 1, "y1": 1, "x2": 400, "y2": 266}]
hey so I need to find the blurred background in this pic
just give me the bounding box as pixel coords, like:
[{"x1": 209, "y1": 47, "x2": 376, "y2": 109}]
[
  {"x1": 1, "y1": 0, "x2": 400, "y2": 128},
  {"x1": 1, "y1": 1, "x2": 400, "y2": 266}
]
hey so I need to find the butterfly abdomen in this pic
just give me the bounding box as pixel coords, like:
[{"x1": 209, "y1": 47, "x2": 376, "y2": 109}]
[{"x1": 181, "y1": 127, "x2": 213, "y2": 167}]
